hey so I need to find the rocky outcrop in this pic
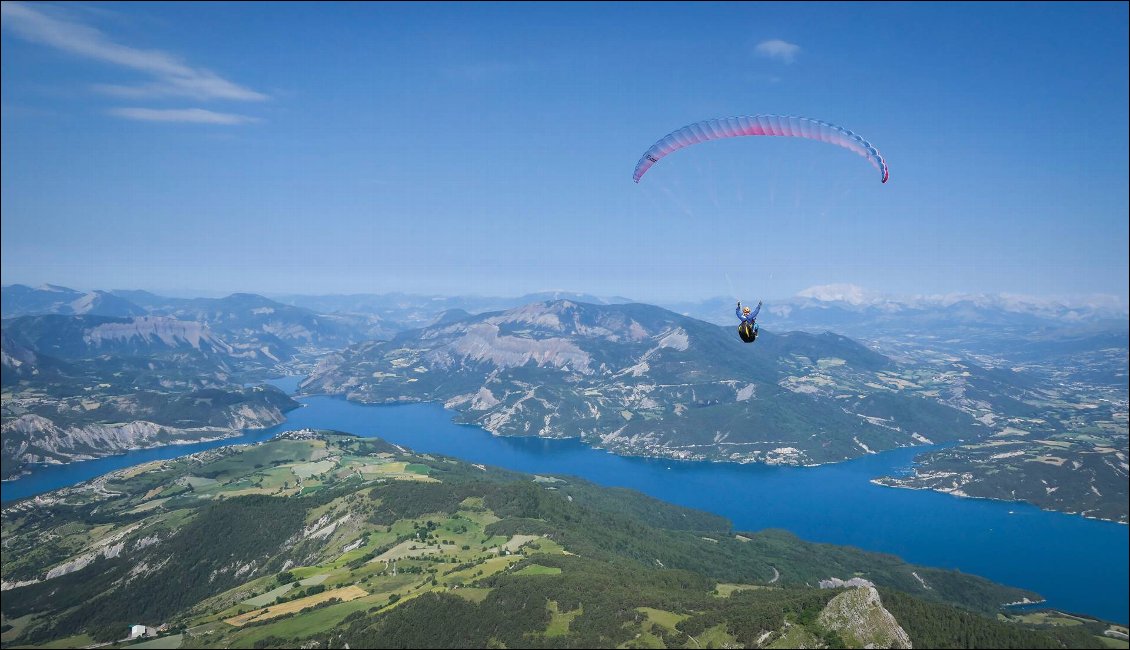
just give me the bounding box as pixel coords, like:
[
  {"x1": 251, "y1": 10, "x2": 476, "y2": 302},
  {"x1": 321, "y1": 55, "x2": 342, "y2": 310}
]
[
  {"x1": 819, "y1": 576, "x2": 876, "y2": 589},
  {"x1": 1, "y1": 402, "x2": 286, "y2": 475},
  {"x1": 3, "y1": 523, "x2": 142, "y2": 589},
  {"x1": 818, "y1": 586, "x2": 912, "y2": 649},
  {"x1": 84, "y1": 316, "x2": 228, "y2": 352}
]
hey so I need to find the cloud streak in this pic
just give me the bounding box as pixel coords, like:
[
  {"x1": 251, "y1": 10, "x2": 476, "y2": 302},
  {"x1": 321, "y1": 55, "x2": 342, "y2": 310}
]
[
  {"x1": 108, "y1": 107, "x2": 259, "y2": 124},
  {"x1": 755, "y1": 39, "x2": 801, "y2": 64},
  {"x1": 0, "y1": 1, "x2": 267, "y2": 101}
]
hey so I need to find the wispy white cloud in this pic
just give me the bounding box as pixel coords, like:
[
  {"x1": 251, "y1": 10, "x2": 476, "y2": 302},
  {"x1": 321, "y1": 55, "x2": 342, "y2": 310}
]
[
  {"x1": 755, "y1": 39, "x2": 801, "y2": 64},
  {"x1": 107, "y1": 107, "x2": 259, "y2": 124},
  {"x1": 0, "y1": 1, "x2": 267, "y2": 102}
]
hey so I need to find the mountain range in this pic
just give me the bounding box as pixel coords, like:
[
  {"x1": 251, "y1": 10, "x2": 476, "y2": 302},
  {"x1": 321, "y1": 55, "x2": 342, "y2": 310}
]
[
  {"x1": 302, "y1": 300, "x2": 1003, "y2": 466},
  {"x1": 270, "y1": 290, "x2": 634, "y2": 331},
  {"x1": 4, "y1": 284, "x2": 1126, "y2": 521},
  {"x1": 1, "y1": 285, "x2": 146, "y2": 319},
  {"x1": 665, "y1": 285, "x2": 1128, "y2": 340},
  {"x1": 3, "y1": 285, "x2": 396, "y2": 354}
]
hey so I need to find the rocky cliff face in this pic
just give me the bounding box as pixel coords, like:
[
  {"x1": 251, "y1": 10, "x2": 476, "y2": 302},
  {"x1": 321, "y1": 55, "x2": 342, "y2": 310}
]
[
  {"x1": 2, "y1": 313, "x2": 287, "y2": 373},
  {"x1": 1, "y1": 331, "x2": 43, "y2": 382},
  {"x1": 82, "y1": 316, "x2": 227, "y2": 352},
  {"x1": 818, "y1": 586, "x2": 913, "y2": 649},
  {"x1": 1, "y1": 396, "x2": 290, "y2": 478}
]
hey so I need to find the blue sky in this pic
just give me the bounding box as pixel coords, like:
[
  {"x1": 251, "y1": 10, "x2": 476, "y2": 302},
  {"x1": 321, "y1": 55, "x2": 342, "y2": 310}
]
[{"x1": 2, "y1": 2, "x2": 1127, "y2": 302}]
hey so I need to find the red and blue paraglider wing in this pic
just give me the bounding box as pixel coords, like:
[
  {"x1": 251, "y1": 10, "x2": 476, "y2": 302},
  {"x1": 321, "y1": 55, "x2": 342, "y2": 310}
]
[{"x1": 632, "y1": 115, "x2": 888, "y2": 184}]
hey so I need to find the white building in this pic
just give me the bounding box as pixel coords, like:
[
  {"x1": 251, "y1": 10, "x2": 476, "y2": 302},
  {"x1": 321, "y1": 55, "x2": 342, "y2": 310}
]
[{"x1": 129, "y1": 625, "x2": 156, "y2": 639}]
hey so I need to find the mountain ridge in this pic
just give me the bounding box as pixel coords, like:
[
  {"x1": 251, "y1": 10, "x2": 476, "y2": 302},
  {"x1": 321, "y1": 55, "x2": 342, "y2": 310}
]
[{"x1": 303, "y1": 300, "x2": 985, "y2": 466}]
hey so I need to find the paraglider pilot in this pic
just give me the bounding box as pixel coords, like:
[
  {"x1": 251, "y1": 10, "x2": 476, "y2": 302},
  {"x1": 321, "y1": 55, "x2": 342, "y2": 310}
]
[{"x1": 736, "y1": 300, "x2": 761, "y2": 343}]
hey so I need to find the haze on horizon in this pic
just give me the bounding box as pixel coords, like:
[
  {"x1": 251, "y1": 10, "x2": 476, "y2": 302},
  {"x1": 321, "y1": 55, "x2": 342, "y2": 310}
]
[{"x1": 2, "y1": 2, "x2": 1127, "y2": 304}]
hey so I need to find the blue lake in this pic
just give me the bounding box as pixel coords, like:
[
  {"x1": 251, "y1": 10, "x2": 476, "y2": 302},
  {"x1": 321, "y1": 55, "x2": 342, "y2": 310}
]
[{"x1": 3, "y1": 376, "x2": 1127, "y2": 624}]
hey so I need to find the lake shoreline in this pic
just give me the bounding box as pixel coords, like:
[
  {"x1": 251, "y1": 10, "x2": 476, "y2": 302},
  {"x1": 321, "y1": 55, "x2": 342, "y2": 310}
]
[
  {"x1": 316, "y1": 391, "x2": 1130, "y2": 526},
  {"x1": 867, "y1": 478, "x2": 1129, "y2": 527},
  {"x1": 3, "y1": 394, "x2": 1126, "y2": 624},
  {"x1": 4, "y1": 388, "x2": 1126, "y2": 528}
]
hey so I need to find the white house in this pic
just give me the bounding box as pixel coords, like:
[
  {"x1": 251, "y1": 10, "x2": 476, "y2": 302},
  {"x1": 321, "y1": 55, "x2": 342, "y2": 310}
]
[{"x1": 129, "y1": 625, "x2": 156, "y2": 639}]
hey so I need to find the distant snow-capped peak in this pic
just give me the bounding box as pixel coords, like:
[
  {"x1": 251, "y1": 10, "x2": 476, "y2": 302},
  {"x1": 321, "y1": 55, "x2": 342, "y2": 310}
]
[
  {"x1": 792, "y1": 285, "x2": 1128, "y2": 317},
  {"x1": 796, "y1": 284, "x2": 889, "y2": 306}
]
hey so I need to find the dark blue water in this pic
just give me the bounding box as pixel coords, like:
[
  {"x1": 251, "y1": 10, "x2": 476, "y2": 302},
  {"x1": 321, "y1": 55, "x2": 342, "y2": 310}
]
[{"x1": 3, "y1": 378, "x2": 1127, "y2": 624}]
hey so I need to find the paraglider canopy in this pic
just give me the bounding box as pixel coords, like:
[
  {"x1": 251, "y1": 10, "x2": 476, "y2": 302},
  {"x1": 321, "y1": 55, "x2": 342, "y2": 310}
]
[{"x1": 633, "y1": 115, "x2": 888, "y2": 184}]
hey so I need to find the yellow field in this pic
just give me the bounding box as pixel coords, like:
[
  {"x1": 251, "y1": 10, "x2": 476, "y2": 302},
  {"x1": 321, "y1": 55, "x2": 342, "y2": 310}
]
[
  {"x1": 500, "y1": 534, "x2": 540, "y2": 553},
  {"x1": 119, "y1": 461, "x2": 166, "y2": 480},
  {"x1": 372, "y1": 539, "x2": 457, "y2": 562},
  {"x1": 358, "y1": 462, "x2": 438, "y2": 482},
  {"x1": 129, "y1": 497, "x2": 169, "y2": 513},
  {"x1": 292, "y1": 460, "x2": 336, "y2": 479},
  {"x1": 224, "y1": 585, "x2": 368, "y2": 627}
]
